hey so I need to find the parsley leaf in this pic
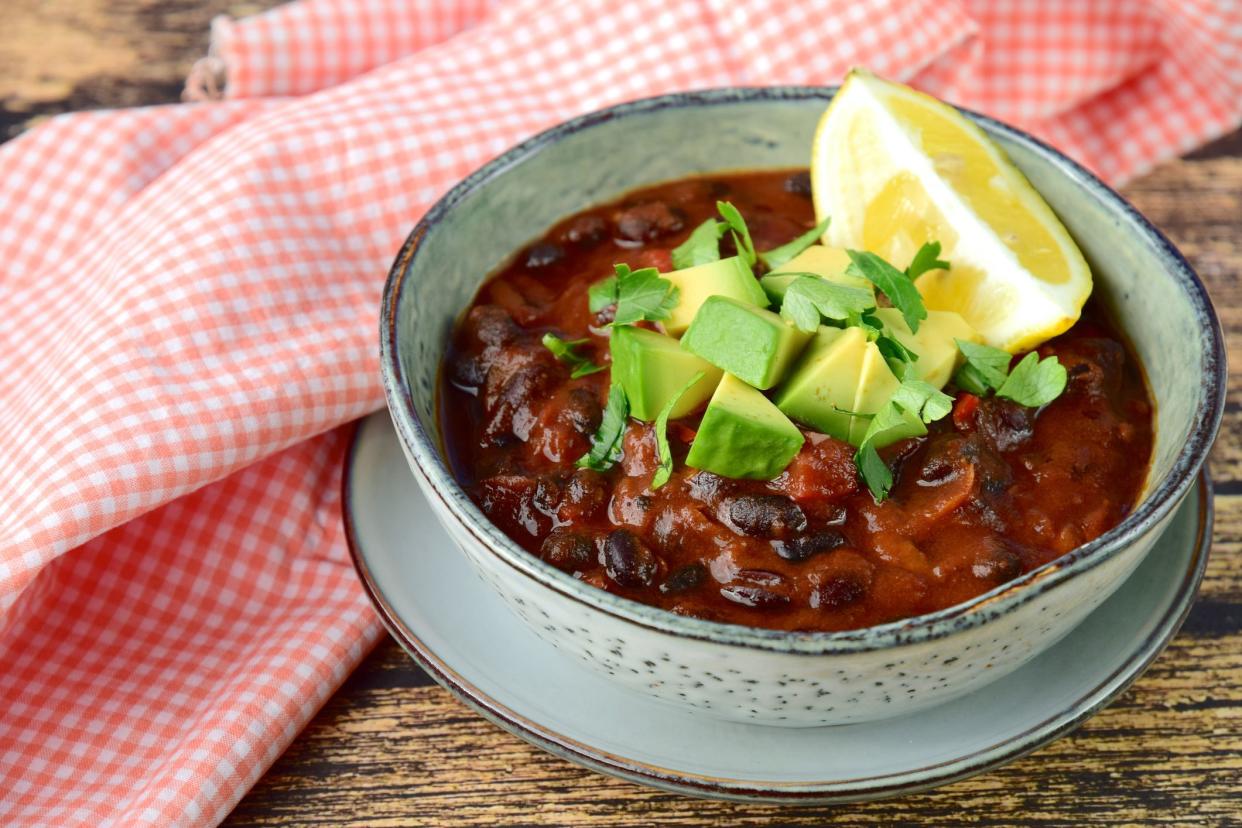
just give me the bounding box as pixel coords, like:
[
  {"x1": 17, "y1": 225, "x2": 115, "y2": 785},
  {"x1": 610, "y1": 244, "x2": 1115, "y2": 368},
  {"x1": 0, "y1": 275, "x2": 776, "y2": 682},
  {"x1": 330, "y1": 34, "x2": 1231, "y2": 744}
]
[
  {"x1": 848, "y1": 308, "x2": 918, "y2": 377},
  {"x1": 576, "y1": 383, "x2": 629, "y2": 471},
  {"x1": 853, "y1": 378, "x2": 953, "y2": 501},
  {"x1": 890, "y1": 378, "x2": 953, "y2": 423},
  {"x1": 855, "y1": 442, "x2": 893, "y2": 502},
  {"x1": 853, "y1": 400, "x2": 913, "y2": 500},
  {"x1": 588, "y1": 276, "x2": 618, "y2": 313},
  {"x1": 778, "y1": 274, "x2": 876, "y2": 333},
  {"x1": 905, "y1": 240, "x2": 950, "y2": 280},
  {"x1": 758, "y1": 218, "x2": 831, "y2": 270},
  {"x1": 716, "y1": 201, "x2": 757, "y2": 268},
  {"x1": 997, "y1": 351, "x2": 1067, "y2": 408},
  {"x1": 845, "y1": 249, "x2": 928, "y2": 334},
  {"x1": 671, "y1": 219, "x2": 725, "y2": 270},
  {"x1": 651, "y1": 371, "x2": 705, "y2": 490},
  {"x1": 953, "y1": 339, "x2": 1011, "y2": 394},
  {"x1": 953, "y1": 339, "x2": 1066, "y2": 407},
  {"x1": 541, "y1": 333, "x2": 605, "y2": 379},
  {"x1": 610, "y1": 264, "x2": 680, "y2": 326}
]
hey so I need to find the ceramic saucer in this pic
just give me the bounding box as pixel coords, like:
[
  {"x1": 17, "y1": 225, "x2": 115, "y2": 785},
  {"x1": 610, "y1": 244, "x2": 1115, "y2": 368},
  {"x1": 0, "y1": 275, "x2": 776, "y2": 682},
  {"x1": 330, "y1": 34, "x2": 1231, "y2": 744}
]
[{"x1": 344, "y1": 412, "x2": 1211, "y2": 804}]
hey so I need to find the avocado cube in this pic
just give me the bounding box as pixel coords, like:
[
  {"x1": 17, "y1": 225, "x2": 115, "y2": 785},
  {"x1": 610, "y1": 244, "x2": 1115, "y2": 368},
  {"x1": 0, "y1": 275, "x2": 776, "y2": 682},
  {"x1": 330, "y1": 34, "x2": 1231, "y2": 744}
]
[
  {"x1": 774, "y1": 326, "x2": 867, "y2": 441},
  {"x1": 685, "y1": 374, "x2": 804, "y2": 479},
  {"x1": 759, "y1": 245, "x2": 874, "y2": 304},
  {"x1": 610, "y1": 326, "x2": 722, "y2": 421},
  {"x1": 680, "y1": 296, "x2": 812, "y2": 390},
  {"x1": 663, "y1": 256, "x2": 768, "y2": 337},
  {"x1": 873, "y1": 307, "x2": 981, "y2": 389},
  {"x1": 847, "y1": 343, "x2": 904, "y2": 444}
]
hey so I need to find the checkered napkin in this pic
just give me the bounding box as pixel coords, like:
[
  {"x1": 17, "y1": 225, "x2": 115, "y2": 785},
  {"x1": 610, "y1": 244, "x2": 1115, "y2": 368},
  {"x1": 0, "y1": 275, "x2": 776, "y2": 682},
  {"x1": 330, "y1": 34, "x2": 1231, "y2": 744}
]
[{"x1": 1, "y1": 0, "x2": 1237, "y2": 824}]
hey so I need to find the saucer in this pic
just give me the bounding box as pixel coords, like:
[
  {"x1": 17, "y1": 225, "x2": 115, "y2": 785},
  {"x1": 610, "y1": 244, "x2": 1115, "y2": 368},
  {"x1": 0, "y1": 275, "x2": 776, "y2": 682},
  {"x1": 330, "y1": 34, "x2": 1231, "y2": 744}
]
[{"x1": 344, "y1": 412, "x2": 1211, "y2": 803}]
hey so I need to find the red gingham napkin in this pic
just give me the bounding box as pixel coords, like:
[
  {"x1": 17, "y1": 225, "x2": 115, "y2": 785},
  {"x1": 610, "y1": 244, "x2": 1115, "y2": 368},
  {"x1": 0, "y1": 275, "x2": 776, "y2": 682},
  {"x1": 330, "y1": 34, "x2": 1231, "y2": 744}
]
[{"x1": 1, "y1": 1, "x2": 1238, "y2": 824}]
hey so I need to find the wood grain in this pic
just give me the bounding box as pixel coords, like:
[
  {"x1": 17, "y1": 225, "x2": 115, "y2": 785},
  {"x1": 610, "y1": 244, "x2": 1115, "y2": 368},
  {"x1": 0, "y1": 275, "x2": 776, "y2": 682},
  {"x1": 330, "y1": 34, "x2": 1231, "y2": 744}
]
[{"x1": 2, "y1": 4, "x2": 1239, "y2": 825}]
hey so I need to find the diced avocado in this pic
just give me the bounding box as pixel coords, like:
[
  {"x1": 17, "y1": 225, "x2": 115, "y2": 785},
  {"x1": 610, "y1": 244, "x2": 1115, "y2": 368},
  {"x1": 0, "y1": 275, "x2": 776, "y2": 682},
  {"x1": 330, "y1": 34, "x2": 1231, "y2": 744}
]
[
  {"x1": 680, "y1": 296, "x2": 813, "y2": 390},
  {"x1": 759, "y1": 245, "x2": 874, "y2": 303},
  {"x1": 685, "y1": 374, "x2": 804, "y2": 479},
  {"x1": 773, "y1": 326, "x2": 867, "y2": 441},
  {"x1": 610, "y1": 326, "x2": 722, "y2": 421},
  {"x1": 848, "y1": 344, "x2": 904, "y2": 444},
  {"x1": 873, "y1": 307, "x2": 981, "y2": 389},
  {"x1": 663, "y1": 256, "x2": 768, "y2": 337}
]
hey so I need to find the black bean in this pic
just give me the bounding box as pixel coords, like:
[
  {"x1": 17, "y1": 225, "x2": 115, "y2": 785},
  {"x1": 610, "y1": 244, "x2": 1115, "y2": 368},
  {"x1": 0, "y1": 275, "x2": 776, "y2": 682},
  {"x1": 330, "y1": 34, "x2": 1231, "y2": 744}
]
[
  {"x1": 972, "y1": 543, "x2": 1024, "y2": 583},
  {"x1": 772, "y1": 529, "x2": 845, "y2": 562},
  {"x1": 532, "y1": 476, "x2": 562, "y2": 516},
  {"x1": 685, "y1": 470, "x2": 730, "y2": 506},
  {"x1": 603, "y1": 529, "x2": 659, "y2": 588},
  {"x1": 975, "y1": 397, "x2": 1034, "y2": 452},
  {"x1": 784, "y1": 170, "x2": 812, "y2": 197},
  {"x1": 482, "y1": 360, "x2": 558, "y2": 444},
  {"x1": 720, "y1": 584, "x2": 790, "y2": 609},
  {"x1": 449, "y1": 353, "x2": 486, "y2": 390},
  {"x1": 565, "y1": 387, "x2": 602, "y2": 435},
  {"x1": 564, "y1": 469, "x2": 608, "y2": 515},
  {"x1": 540, "y1": 528, "x2": 594, "y2": 572},
  {"x1": 810, "y1": 572, "x2": 867, "y2": 609},
  {"x1": 562, "y1": 215, "x2": 608, "y2": 247},
  {"x1": 523, "y1": 242, "x2": 565, "y2": 269},
  {"x1": 659, "y1": 563, "x2": 706, "y2": 595},
  {"x1": 464, "y1": 305, "x2": 518, "y2": 347},
  {"x1": 613, "y1": 202, "x2": 685, "y2": 242},
  {"x1": 722, "y1": 494, "x2": 807, "y2": 539},
  {"x1": 593, "y1": 303, "x2": 616, "y2": 327}
]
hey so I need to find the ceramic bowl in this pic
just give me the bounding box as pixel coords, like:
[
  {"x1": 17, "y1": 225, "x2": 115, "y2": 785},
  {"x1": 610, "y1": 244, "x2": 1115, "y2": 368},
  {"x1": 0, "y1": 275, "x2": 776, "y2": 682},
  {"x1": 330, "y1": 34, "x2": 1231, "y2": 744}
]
[{"x1": 379, "y1": 87, "x2": 1224, "y2": 727}]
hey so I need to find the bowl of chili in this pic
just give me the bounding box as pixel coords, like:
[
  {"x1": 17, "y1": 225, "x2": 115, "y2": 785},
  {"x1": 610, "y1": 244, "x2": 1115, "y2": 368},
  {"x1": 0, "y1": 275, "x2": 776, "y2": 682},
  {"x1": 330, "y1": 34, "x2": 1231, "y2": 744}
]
[{"x1": 379, "y1": 87, "x2": 1224, "y2": 726}]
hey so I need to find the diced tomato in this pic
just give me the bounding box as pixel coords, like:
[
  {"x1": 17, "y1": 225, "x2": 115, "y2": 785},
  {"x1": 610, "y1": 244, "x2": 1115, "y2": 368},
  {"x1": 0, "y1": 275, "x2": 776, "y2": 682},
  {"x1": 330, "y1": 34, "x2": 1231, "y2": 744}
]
[
  {"x1": 952, "y1": 392, "x2": 980, "y2": 431},
  {"x1": 630, "y1": 248, "x2": 674, "y2": 271},
  {"x1": 670, "y1": 422, "x2": 698, "y2": 443}
]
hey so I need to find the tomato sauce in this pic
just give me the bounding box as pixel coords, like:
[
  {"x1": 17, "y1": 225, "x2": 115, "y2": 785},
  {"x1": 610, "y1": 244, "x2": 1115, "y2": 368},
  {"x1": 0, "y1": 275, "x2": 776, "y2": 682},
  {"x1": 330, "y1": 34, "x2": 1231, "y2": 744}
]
[{"x1": 438, "y1": 170, "x2": 1154, "y2": 632}]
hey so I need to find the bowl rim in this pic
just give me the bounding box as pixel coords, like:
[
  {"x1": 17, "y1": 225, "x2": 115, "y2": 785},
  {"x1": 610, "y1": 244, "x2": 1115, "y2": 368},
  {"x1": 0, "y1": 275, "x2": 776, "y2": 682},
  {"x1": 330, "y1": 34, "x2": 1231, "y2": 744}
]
[{"x1": 379, "y1": 85, "x2": 1226, "y2": 655}]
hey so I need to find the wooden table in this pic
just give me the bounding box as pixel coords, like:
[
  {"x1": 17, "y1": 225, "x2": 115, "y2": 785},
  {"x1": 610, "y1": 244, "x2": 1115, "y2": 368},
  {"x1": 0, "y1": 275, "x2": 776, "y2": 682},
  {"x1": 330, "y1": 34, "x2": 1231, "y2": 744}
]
[{"x1": 4, "y1": 2, "x2": 1240, "y2": 824}]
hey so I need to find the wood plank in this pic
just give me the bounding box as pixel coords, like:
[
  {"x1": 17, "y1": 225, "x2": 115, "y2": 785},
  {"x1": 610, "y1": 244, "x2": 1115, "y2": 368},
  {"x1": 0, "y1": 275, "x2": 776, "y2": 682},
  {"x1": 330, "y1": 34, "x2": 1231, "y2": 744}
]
[{"x1": 0, "y1": 0, "x2": 283, "y2": 139}]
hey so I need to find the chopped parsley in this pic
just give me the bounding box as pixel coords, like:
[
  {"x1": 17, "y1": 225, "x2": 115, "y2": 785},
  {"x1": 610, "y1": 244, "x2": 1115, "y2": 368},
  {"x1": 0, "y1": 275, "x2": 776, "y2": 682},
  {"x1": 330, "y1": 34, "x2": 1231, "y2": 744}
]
[
  {"x1": 855, "y1": 439, "x2": 895, "y2": 502},
  {"x1": 671, "y1": 219, "x2": 725, "y2": 269},
  {"x1": 953, "y1": 339, "x2": 1067, "y2": 407},
  {"x1": 905, "y1": 240, "x2": 950, "y2": 280},
  {"x1": 541, "y1": 333, "x2": 605, "y2": 379},
  {"x1": 716, "y1": 201, "x2": 757, "y2": 267},
  {"x1": 779, "y1": 274, "x2": 875, "y2": 332},
  {"x1": 891, "y1": 378, "x2": 954, "y2": 423},
  {"x1": 758, "y1": 217, "x2": 831, "y2": 270},
  {"x1": 587, "y1": 275, "x2": 618, "y2": 313},
  {"x1": 592, "y1": 263, "x2": 680, "y2": 326},
  {"x1": 997, "y1": 351, "x2": 1067, "y2": 407},
  {"x1": 650, "y1": 371, "x2": 705, "y2": 490},
  {"x1": 844, "y1": 247, "x2": 930, "y2": 334},
  {"x1": 854, "y1": 378, "x2": 953, "y2": 501},
  {"x1": 953, "y1": 339, "x2": 1012, "y2": 394},
  {"x1": 850, "y1": 308, "x2": 919, "y2": 377},
  {"x1": 575, "y1": 383, "x2": 629, "y2": 471}
]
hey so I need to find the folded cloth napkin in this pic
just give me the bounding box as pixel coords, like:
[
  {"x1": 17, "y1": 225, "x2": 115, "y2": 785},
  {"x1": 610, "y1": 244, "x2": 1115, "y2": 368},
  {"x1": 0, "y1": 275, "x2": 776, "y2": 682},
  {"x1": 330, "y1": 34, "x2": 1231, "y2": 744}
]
[{"x1": 1, "y1": 0, "x2": 1238, "y2": 824}]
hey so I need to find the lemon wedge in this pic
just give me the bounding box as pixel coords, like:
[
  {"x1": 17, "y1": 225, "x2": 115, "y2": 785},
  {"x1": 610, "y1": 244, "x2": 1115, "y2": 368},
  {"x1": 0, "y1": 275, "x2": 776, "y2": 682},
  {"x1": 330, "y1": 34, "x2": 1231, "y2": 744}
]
[{"x1": 812, "y1": 68, "x2": 1091, "y2": 353}]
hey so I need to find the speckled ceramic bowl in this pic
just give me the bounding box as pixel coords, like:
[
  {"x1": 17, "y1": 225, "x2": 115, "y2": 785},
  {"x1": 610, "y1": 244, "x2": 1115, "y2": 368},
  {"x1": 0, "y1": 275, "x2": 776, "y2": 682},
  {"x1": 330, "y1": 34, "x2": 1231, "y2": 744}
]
[{"x1": 380, "y1": 87, "x2": 1224, "y2": 727}]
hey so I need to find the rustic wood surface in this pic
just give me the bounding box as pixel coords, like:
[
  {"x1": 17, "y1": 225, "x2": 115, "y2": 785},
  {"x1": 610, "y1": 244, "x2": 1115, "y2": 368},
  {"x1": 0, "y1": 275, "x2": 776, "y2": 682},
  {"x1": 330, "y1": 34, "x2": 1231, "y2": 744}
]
[{"x1": 3, "y1": 3, "x2": 1239, "y2": 825}]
